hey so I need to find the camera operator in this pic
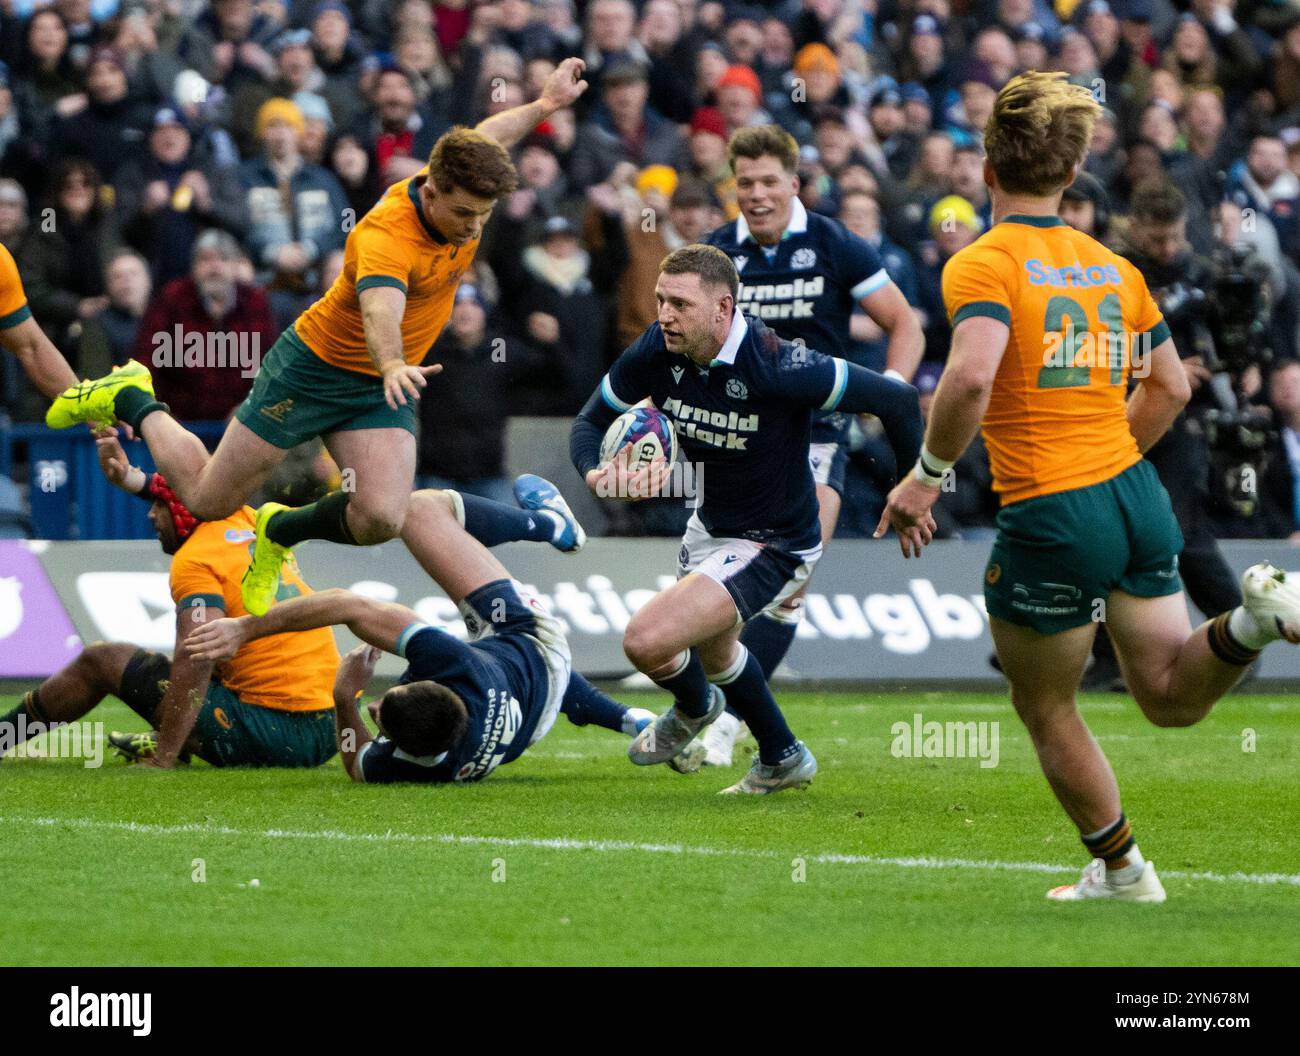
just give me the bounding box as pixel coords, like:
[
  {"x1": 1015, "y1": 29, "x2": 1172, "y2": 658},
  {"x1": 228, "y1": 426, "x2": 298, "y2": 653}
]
[{"x1": 1082, "y1": 180, "x2": 1249, "y2": 689}]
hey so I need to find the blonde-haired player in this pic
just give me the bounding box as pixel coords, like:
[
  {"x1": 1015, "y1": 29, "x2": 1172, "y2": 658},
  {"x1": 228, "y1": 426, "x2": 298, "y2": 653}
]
[{"x1": 877, "y1": 71, "x2": 1300, "y2": 903}]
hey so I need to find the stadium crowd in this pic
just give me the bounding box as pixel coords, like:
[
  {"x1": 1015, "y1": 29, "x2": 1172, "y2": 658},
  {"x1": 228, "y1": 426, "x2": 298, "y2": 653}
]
[{"x1": 5, "y1": 0, "x2": 1300, "y2": 540}]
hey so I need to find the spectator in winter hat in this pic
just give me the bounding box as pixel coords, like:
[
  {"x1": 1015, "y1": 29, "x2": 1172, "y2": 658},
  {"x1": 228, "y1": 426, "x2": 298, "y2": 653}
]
[{"x1": 715, "y1": 64, "x2": 765, "y2": 132}]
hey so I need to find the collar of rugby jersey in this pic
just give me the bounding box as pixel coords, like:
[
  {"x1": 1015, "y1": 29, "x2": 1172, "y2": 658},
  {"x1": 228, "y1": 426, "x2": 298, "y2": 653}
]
[
  {"x1": 734, "y1": 195, "x2": 809, "y2": 246},
  {"x1": 710, "y1": 305, "x2": 750, "y2": 367},
  {"x1": 1001, "y1": 213, "x2": 1065, "y2": 228},
  {"x1": 407, "y1": 174, "x2": 449, "y2": 244}
]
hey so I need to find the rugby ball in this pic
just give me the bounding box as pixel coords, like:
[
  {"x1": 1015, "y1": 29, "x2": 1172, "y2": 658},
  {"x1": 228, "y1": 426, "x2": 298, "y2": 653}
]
[{"x1": 600, "y1": 407, "x2": 678, "y2": 469}]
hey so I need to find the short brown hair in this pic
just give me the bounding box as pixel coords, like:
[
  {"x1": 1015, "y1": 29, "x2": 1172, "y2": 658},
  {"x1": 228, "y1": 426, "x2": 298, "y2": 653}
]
[
  {"x1": 728, "y1": 124, "x2": 799, "y2": 174},
  {"x1": 983, "y1": 71, "x2": 1099, "y2": 197},
  {"x1": 660, "y1": 243, "x2": 739, "y2": 299},
  {"x1": 427, "y1": 126, "x2": 518, "y2": 200},
  {"x1": 379, "y1": 681, "x2": 469, "y2": 757},
  {"x1": 1130, "y1": 179, "x2": 1187, "y2": 226}
]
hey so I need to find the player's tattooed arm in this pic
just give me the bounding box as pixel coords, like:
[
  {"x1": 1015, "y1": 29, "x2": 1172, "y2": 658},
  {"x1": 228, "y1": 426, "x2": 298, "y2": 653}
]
[
  {"x1": 476, "y1": 57, "x2": 588, "y2": 148},
  {"x1": 185, "y1": 589, "x2": 419, "y2": 660},
  {"x1": 333, "y1": 645, "x2": 380, "y2": 781},
  {"x1": 144, "y1": 605, "x2": 218, "y2": 770}
]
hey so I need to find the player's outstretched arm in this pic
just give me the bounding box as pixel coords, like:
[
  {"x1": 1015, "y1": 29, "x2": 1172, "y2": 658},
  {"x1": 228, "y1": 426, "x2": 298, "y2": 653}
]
[
  {"x1": 1, "y1": 316, "x2": 77, "y2": 399},
  {"x1": 875, "y1": 315, "x2": 1009, "y2": 557},
  {"x1": 332, "y1": 645, "x2": 380, "y2": 782},
  {"x1": 185, "y1": 590, "x2": 419, "y2": 660},
  {"x1": 476, "y1": 57, "x2": 588, "y2": 149},
  {"x1": 144, "y1": 606, "x2": 218, "y2": 769},
  {"x1": 1126, "y1": 337, "x2": 1191, "y2": 452}
]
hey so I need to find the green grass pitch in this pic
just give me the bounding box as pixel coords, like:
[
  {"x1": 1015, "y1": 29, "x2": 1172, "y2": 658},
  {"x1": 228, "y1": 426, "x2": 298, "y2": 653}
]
[{"x1": 1, "y1": 688, "x2": 1297, "y2": 966}]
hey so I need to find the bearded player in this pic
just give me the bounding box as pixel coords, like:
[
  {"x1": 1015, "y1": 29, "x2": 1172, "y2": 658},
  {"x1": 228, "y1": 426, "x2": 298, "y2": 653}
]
[
  {"x1": 876, "y1": 71, "x2": 1300, "y2": 902},
  {"x1": 45, "y1": 59, "x2": 591, "y2": 617},
  {"x1": 572, "y1": 245, "x2": 924, "y2": 794}
]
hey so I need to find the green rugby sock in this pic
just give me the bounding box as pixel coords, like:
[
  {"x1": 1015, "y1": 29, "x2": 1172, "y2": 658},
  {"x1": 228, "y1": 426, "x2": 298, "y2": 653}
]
[{"x1": 266, "y1": 490, "x2": 359, "y2": 547}]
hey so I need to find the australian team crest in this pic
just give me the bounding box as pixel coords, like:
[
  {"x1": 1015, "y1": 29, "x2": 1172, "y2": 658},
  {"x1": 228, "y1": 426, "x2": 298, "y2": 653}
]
[
  {"x1": 725, "y1": 378, "x2": 749, "y2": 400},
  {"x1": 790, "y1": 247, "x2": 817, "y2": 269}
]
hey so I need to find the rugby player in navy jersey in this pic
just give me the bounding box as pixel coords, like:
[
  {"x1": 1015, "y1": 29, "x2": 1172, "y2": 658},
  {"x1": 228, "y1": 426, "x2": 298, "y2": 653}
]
[
  {"x1": 185, "y1": 483, "x2": 656, "y2": 784},
  {"x1": 570, "y1": 245, "x2": 926, "y2": 794},
  {"x1": 700, "y1": 125, "x2": 925, "y2": 767}
]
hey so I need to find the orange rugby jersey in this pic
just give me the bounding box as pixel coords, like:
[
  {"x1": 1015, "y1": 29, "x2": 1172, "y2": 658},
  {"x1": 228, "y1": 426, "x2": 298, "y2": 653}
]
[
  {"x1": 294, "y1": 166, "x2": 478, "y2": 375},
  {"x1": 0, "y1": 242, "x2": 33, "y2": 329},
  {"x1": 169, "y1": 508, "x2": 339, "y2": 712},
  {"x1": 941, "y1": 214, "x2": 1171, "y2": 505}
]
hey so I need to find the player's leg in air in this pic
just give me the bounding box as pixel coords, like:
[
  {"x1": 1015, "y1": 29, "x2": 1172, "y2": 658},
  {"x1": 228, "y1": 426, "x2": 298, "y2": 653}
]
[
  {"x1": 44, "y1": 361, "x2": 289, "y2": 522},
  {"x1": 397, "y1": 486, "x2": 645, "y2": 738},
  {"x1": 992, "y1": 561, "x2": 1300, "y2": 903},
  {"x1": 621, "y1": 552, "x2": 818, "y2": 795}
]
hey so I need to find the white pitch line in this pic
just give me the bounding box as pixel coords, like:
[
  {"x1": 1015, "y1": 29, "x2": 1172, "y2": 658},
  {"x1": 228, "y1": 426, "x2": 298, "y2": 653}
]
[{"x1": 5, "y1": 814, "x2": 1299, "y2": 888}]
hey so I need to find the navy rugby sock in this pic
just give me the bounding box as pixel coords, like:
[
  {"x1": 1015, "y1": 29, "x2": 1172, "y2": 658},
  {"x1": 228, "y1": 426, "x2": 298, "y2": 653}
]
[
  {"x1": 739, "y1": 609, "x2": 799, "y2": 680},
  {"x1": 561, "y1": 674, "x2": 629, "y2": 733},
  {"x1": 454, "y1": 492, "x2": 559, "y2": 547},
  {"x1": 712, "y1": 647, "x2": 798, "y2": 766},
  {"x1": 652, "y1": 649, "x2": 712, "y2": 718}
]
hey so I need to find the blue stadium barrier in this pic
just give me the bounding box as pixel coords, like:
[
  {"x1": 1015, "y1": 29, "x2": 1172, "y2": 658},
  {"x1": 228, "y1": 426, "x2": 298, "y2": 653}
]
[{"x1": 1, "y1": 421, "x2": 226, "y2": 540}]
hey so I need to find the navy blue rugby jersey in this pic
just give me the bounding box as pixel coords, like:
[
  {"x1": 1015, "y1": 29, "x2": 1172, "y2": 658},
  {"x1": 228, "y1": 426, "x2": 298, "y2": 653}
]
[
  {"x1": 357, "y1": 580, "x2": 555, "y2": 784},
  {"x1": 704, "y1": 198, "x2": 891, "y2": 444},
  {"x1": 592, "y1": 312, "x2": 857, "y2": 550}
]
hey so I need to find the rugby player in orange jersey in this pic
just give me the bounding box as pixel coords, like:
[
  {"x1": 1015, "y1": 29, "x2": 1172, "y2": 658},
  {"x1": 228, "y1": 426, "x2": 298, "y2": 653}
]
[
  {"x1": 875, "y1": 71, "x2": 1300, "y2": 903},
  {"x1": 46, "y1": 59, "x2": 591, "y2": 616},
  {"x1": 0, "y1": 432, "x2": 341, "y2": 772},
  {"x1": 0, "y1": 241, "x2": 77, "y2": 398}
]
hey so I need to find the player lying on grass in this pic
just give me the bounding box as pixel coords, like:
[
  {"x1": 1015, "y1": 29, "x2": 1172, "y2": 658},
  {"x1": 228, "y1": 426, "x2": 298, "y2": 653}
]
[
  {"x1": 570, "y1": 244, "x2": 925, "y2": 794},
  {"x1": 185, "y1": 486, "x2": 654, "y2": 783},
  {"x1": 0, "y1": 433, "x2": 341, "y2": 771},
  {"x1": 44, "y1": 58, "x2": 591, "y2": 618},
  {"x1": 876, "y1": 71, "x2": 1300, "y2": 903}
]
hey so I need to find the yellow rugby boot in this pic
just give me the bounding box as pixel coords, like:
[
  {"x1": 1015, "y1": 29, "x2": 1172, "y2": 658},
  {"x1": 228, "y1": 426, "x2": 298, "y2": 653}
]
[
  {"x1": 241, "y1": 502, "x2": 292, "y2": 616},
  {"x1": 45, "y1": 360, "x2": 155, "y2": 430}
]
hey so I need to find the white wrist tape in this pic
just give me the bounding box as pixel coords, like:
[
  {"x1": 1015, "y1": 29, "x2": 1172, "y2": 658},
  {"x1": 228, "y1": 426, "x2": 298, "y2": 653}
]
[{"x1": 914, "y1": 444, "x2": 953, "y2": 487}]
